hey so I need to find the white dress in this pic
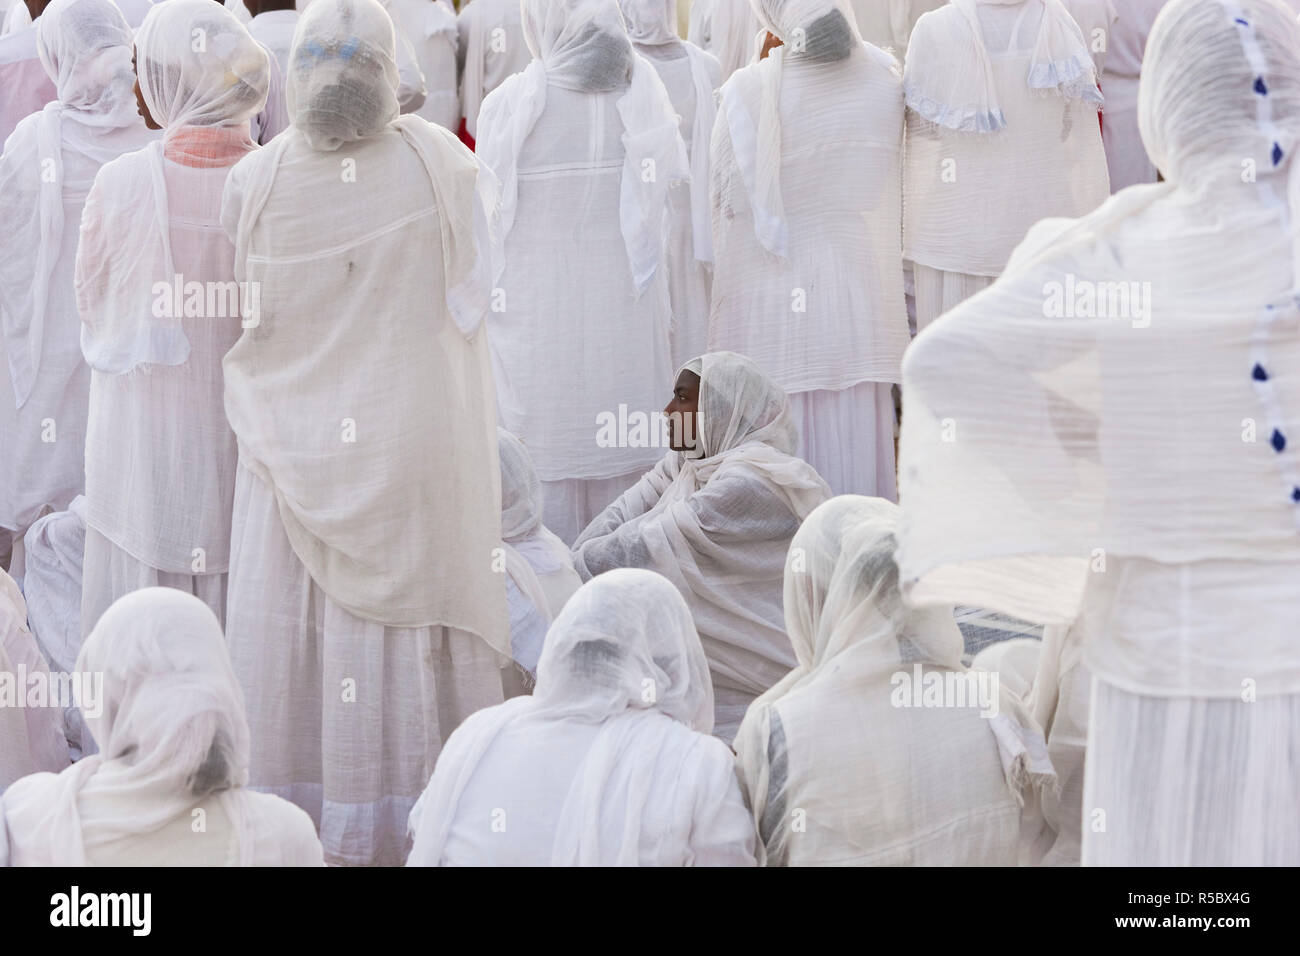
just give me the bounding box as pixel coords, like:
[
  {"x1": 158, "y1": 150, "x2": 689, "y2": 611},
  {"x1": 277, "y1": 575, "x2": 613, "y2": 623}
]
[
  {"x1": 456, "y1": 0, "x2": 531, "y2": 141},
  {"x1": 710, "y1": 39, "x2": 909, "y2": 499}
]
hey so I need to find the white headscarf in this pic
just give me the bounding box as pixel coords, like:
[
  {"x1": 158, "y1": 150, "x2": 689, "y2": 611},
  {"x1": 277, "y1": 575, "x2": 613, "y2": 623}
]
[
  {"x1": 619, "y1": 0, "x2": 680, "y2": 44},
  {"x1": 903, "y1": 0, "x2": 1102, "y2": 133},
  {"x1": 286, "y1": 0, "x2": 400, "y2": 150},
  {"x1": 76, "y1": 0, "x2": 269, "y2": 376},
  {"x1": 0, "y1": 0, "x2": 149, "y2": 408},
  {"x1": 735, "y1": 496, "x2": 1053, "y2": 865},
  {"x1": 475, "y1": 0, "x2": 689, "y2": 293},
  {"x1": 2, "y1": 589, "x2": 250, "y2": 865},
  {"x1": 406, "y1": 568, "x2": 717, "y2": 865},
  {"x1": 898, "y1": 0, "x2": 1300, "y2": 675},
  {"x1": 498, "y1": 428, "x2": 572, "y2": 626}
]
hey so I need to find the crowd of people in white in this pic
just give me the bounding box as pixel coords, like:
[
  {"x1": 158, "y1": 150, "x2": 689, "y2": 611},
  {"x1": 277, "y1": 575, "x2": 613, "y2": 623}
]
[{"x1": 0, "y1": 0, "x2": 1297, "y2": 867}]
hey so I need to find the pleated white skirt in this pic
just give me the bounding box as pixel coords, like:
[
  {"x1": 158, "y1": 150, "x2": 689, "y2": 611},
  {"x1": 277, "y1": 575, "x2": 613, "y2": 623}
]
[
  {"x1": 912, "y1": 264, "x2": 995, "y2": 333},
  {"x1": 224, "y1": 462, "x2": 505, "y2": 866},
  {"x1": 787, "y1": 381, "x2": 897, "y2": 500},
  {"x1": 1083, "y1": 677, "x2": 1300, "y2": 866}
]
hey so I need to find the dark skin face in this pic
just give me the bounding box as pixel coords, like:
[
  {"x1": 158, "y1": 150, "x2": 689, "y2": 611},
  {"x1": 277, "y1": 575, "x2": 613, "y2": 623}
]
[
  {"x1": 132, "y1": 48, "x2": 161, "y2": 131},
  {"x1": 759, "y1": 31, "x2": 784, "y2": 60},
  {"x1": 663, "y1": 370, "x2": 701, "y2": 453},
  {"x1": 23, "y1": 0, "x2": 53, "y2": 22}
]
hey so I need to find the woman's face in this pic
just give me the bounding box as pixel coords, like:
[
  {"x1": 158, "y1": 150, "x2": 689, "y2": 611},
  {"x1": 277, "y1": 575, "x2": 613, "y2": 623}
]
[
  {"x1": 663, "y1": 369, "x2": 701, "y2": 452},
  {"x1": 132, "y1": 47, "x2": 161, "y2": 130}
]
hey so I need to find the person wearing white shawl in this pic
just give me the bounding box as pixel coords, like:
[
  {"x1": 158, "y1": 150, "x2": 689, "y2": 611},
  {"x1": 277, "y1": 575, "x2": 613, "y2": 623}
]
[
  {"x1": 735, "y1": 496, "x2": 1054, "y2": 866},
  {"x1": 898, "y1": 0, "x2": 1300, "y2": 866},
  {"x1": 0, "y1": 568, "x2": 68, "y2": 792},
  {"x1": 220, "y1": 0, "x2": 508, "y2": 867},
  {"x1": 0, "y1": 1, "x2": 56, "y2": 157},
  {"x1": 475, "y1": 0, "x2": 689, "y2": 546},
  {"x1": 455, "y1": 0, "x2": 530, "y2": 144},
  {"x1": 903, "y1": 0, "x2": 1110, "y2": 331},
  {"x1": 848, "y1": 0, "x2": 944, "y2": 58},
  {"x1": 619, "y1": 0, "x2": 721, "y2": 368},
  {"x1": 688, "y1": 0, "x2": 760, "y2": 79},
  {"x1": 497, "y1": 428, "x2": 582, "y2": 695},
  {"x1": 0, "y1": 0, "x2": 152, "y2": 584},
  {"x1": 0, "y1": 588, "x2": 324, "y2": 865},
  {"x1": 1099, "y1": 0, "x2": 1167, "y2": 193},
  {"x1": 573, "y1": 352, "x2": 831, "y2": 743},
  {"x1": 709, "y1": 0, "x2": 908, "y2": 500},
  {"x1": 381, "y1": 0, "x2": 459, "y2": 130},
  {"x1": 76, "y1": 0, "x2": 269, "y2": 637},
  {"x1": 407, "y1": 568, "x2": 757, "y2": 866},
  {"x1": 243, "y1": 0, "x2": 299, "y2": 144}
]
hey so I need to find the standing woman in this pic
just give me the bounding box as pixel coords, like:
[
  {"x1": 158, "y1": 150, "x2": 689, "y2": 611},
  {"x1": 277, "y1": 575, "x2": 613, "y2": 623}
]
[
  {"x1": 903, "y1": 0, "x2": 1110, "y2": 330},
  {"x1": 0, "y1": 0, "x2": 153, "y2": 578},
  {"x1": 688, "y1": 0, "x2": 760, "y2": 80},
  {"x1": 75, "y1": 0, "x2": 269, "y2": 634},
  {"x1": 709, "y1": 0, "x2": 909, "y2": 500},
  {"x1": 221, "y1": 0, "x2": 509, "y2": 867},
  {"x1": 476, "y1": 0, "x2": 688, "y2": 545},
  {"x1": 619, "y1": 0, "x2": 721, "y2": 367}
]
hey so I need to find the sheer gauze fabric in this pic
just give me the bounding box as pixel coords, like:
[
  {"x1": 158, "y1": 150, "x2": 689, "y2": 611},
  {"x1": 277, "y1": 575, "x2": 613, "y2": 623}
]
[
  {"x1": 220, "y1": 0, "x2": 507, "y2": 867},
  {"x1": 898, "y1": 0, "x2": 1300, "y2": 866},
  {"x1": 456, "y1": 0, "x2": 531, "y2": 141},
  {"x1": 709, "y1": 0, "x2": 909, "y2": 498},
  {"x1": 0, "y1": 588, "x2": 323, "y2": 866},
  {"x1": 618, "y1": 0, "x2": 721, "y2": 367},
  {"x1": 735, "y1": 496, "x2": 1054, "y2": 865},
  {"x1": 688, "y1": 0, "x2": 760, "y2": 79},
  {"x1": 0, "y1": 568, "x2": 67, "y2": 791},
  {"x1": 475, "y1": 0, "x2": 688, "y2": 542},
  {"x1": 0, "y1": 0, "x2": 153, "y2": 546},
  {"x1": 498, "y1": 428, "x2": 582, "y2": 679},
  {"x1": 407, "y1": 568, "x2": 757, "y2": 866},
  {"x1": 903, "y1": 0, "x2": 1110, "y2": 329},
  {"x1": 76, "y1": 0, "x2": 270, "y2": 635},
  {"x1": 574, "y1": 352, "x2": 831, "y2": 742}
]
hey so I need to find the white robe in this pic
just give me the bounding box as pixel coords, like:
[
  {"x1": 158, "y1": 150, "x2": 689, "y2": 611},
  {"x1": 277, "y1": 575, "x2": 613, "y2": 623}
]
[
  {"x1": 456, "y1": 0, "x2": 531, "y2": 140},
  {"x1": 384, "y1": 0, "x2": 460, "y2": 130}
]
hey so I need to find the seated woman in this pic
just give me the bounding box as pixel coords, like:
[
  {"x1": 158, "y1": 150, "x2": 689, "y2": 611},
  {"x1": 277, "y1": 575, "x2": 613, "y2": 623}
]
[
  {"x1": 734, "y1": 496, "x2": 1055, "y2": 866},
  {"x1": 0, "y1": 588, "x2": 324, "y2": 865},
  {"x1": 573, "y1": 351, "x2": 831, "y2": 742},
  {"x1": 497, "y1": 428, "x2": 582, "y2": 695},
  {"x1": 406, "y1": 569, "x2": 756, "y2": 866}
]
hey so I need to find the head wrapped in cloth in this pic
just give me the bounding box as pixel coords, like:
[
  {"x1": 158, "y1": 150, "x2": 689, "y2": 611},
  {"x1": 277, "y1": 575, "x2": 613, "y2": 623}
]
[
  {"x1": 522, "y1": 0, "x2": 636, "y2": 92},
  {"x1": 750, "y1": 0, "x2": 861, "y2": 62},
  {"x1": 617, "y1": 0, "x2": 680, "y2": 46},
  {"x1": 79, "y1": 588, "x2": 251, "y2": 801},
  {"x1": 498, "y1": 428, "x2": 544, "y2": 543},
  {"x1": 1140, "y1": 0, "x2": 1300, "y2": 197},
  {"x1": 533, "y1": 568, "x2": 715, "y2": 731},
  {"x1": 36, "y1": 0, "x2": 137, "y2": 127},
  {"x1": 287, "y1": 0, "x2": 401, "y2": 151},
  {"x1": 133, "y1": 0, "x2": 269, "y2": 136},
  {"x1": 682, "y1": 351, "x2": 799, "y2": 460}
]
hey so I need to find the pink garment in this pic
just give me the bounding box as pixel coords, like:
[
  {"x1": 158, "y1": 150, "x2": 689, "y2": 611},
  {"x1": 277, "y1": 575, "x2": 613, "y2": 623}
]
[{"x1": 0, "y1": 26, "x2": 55, "y2": 146}]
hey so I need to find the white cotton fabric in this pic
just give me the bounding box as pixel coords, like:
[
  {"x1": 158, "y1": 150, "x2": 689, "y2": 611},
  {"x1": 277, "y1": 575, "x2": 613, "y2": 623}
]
[
  {"x1": 620, "y1": 0, "x2": 721, "y2": 366},
  {"x1": 710, "y1": 0, "x2": 909, "y2": 393},
  {"x1": 456, "y1": 0, "x2": 531, "y2": 140},
  {"x1": 1100, "y1": 0, "x2": 1167, "y2": 192},
  {"x1": 498, "y1": 429, "x2": 582, "y2": 677},
  {"x1": 382, "y1": 0, "x2": 459, "y2": 129},
  {"x1": 688, "y1": 0, "x2": 760, "y2": 79},
  {"x1": 247, "y1": 9, "x2": 299, "y2": 90},
  {"x1": 573, "y1": 352, "x2": 831, "y2": 742},
  {"x1": 77, "y1": 0, "x2": 268, "y2": 376},
  {"x1": 898, "y1": 0, "x2": 1300, "y2": 866},
  {"x1": 0, "y1": 26, "x2": 57, "y2": 190},
  {"x1": 0, "y1": 588, "x2": 324, "y2": 865},
  {"x1": 903, "y1": 0, "x2": 1111, "y2": 277},
  {"x1": 0, "y1": 568, "x2": 68, "y2": 791},
  {"x1": 0, "y1": 0, "x2": 153, "y2": 543},
  {"x1": 735, "y1": 497, "x2": 1053, "y2": 865},
  {"x1": 407, "y1": 569, "x2": 757, "y2": 866},
  {"x1": 849, "y1": 0, "x2": 945, "y2": 57},
  {"x1": 476, "y1": 0, "x2": 686, "y2": 494},
  {"x1": 222, "y1": 0, "x2": 506, "y2": 642}
]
